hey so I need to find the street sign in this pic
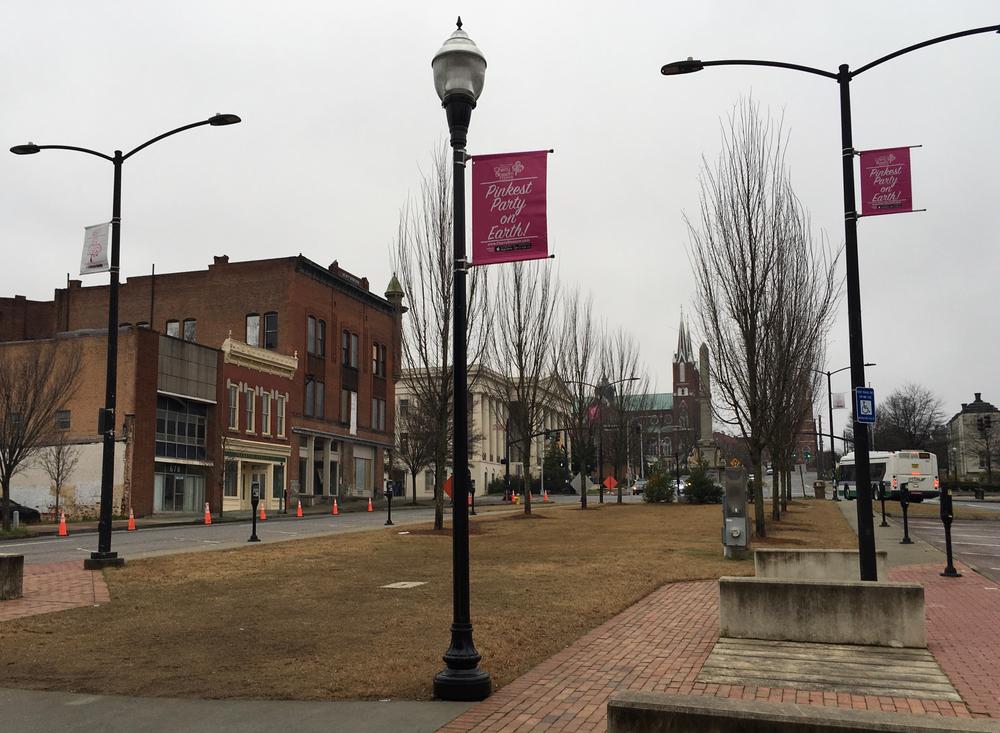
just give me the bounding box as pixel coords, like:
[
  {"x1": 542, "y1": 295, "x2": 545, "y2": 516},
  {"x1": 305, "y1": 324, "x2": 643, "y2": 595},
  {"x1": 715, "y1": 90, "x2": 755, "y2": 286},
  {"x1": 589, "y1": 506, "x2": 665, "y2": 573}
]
[
  {"x1": 443, "y1": 475, "x2": 454, "y2": 499},
  {"x1": 855, "y1": 387, "x2": 876, "y2": 424},
  {"x1": 603, "y1": 475, "x2": 618, "y2": 490}
]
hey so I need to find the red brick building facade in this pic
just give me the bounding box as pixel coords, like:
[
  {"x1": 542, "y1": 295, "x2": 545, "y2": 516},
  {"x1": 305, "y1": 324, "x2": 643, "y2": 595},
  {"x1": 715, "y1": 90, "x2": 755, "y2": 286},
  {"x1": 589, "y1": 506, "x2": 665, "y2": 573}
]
[{"x1": 1, "y1": 255, "x2": 403, "y2": 515}]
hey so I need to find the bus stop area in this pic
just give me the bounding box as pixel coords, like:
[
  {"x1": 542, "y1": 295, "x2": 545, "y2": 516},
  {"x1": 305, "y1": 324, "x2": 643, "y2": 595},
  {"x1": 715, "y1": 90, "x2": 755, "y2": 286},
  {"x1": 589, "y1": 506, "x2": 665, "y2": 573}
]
[{"x1": 440, "y1": 502, "x2": 1000, "y2": 732}]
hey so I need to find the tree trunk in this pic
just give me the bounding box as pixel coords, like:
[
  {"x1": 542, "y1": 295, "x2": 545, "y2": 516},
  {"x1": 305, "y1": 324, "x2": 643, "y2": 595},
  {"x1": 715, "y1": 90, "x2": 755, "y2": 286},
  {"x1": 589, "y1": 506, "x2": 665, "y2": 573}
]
[
  {"x1": 751, "y1": 448, "x2": 766, "y2": 537},
  {"x1": 780, "y1": 463, "x2": 788, "y2": 513},
  {"x1": 433, "y1": 451, "x2": 445, "y2": 531},
  {"x1": 771, "y1": 462, "x2": 781, "y2": 521},
  {"x1": 523, "y1": 439, "x2": 533, "y2": 515},
  {"x1": 411, "y1": 468, "x2": 418, "y2": 505},
  {"x1": 1, "y1": 475, "x2": 10, "y2": 532}
]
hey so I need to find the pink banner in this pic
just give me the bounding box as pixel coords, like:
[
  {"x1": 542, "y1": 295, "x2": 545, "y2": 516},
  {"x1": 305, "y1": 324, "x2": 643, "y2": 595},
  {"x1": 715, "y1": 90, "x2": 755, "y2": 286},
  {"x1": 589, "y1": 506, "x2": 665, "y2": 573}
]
[
  {"x1": 471, "y1": 150, "x2": 549, "y2": 266},
  {"x1": 859, "y1": 147, "x2": 913, "y2": 217}
]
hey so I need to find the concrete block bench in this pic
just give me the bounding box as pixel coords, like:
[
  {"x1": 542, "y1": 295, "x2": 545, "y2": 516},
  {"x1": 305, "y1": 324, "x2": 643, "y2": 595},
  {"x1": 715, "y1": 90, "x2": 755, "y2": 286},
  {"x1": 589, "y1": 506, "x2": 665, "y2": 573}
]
[
  {"x1": 755, "y1": 548, "x2": 888, "y2": 581},
  {"x1": 0, "y1": 554, "x2": 24, "y2": 601},
  {"x1": 719, "y1": 576, "x2": 925, "y2": 647},
  {"x1": 608, "y1": 692, "x2": 998, "y2": 732}
]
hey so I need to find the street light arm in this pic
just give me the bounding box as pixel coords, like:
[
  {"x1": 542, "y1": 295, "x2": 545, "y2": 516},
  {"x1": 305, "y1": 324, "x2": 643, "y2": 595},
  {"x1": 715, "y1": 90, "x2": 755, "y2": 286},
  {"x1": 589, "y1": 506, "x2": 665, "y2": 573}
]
[
  {"x1": 123, "y1": 118, "x2": 214, "y2": 161},
  {"x1": 24, "y1": 144, "x2": 114, "y2": 162},
  {"x1": 666, "y1": 58, "x2": 837, "y2": 80},
  {"x1": 852, "y1": 24, "x2": 1000, "y2": 77}
]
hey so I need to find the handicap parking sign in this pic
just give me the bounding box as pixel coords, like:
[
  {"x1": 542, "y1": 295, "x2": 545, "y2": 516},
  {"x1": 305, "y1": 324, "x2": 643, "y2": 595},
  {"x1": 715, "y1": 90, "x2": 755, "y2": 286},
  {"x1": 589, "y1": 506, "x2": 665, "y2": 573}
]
[{"x1": 855, "y1": 387, "x2": 876, "y2": 424}]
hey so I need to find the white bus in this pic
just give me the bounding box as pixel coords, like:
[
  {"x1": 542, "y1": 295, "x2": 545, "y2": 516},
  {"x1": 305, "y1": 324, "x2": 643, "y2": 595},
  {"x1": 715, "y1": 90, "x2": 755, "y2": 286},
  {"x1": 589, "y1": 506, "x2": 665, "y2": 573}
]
[{"x1": 836, "y1": 450, "x2": 940, "y2": 502}]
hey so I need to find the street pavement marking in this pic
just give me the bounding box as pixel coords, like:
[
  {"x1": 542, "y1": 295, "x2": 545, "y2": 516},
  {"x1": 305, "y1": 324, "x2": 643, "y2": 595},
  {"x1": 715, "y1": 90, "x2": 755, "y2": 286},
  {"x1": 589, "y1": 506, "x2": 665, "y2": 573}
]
[
  {"x1": 202, "y1": 540, "x2": 221, "y2": 544},
  {"x1": 952, "y1": 542, "x2": 1000, "y2": 547},
  {"x1": 275, "y1": 531, "x2": 298, "y2": 536}
]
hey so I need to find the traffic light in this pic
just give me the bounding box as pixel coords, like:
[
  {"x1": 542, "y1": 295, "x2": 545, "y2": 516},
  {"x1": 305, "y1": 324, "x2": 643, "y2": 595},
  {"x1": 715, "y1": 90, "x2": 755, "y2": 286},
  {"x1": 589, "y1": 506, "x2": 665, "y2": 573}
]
[{"x1": 805, "y1": 450, "x2": 812, "y2": 461}]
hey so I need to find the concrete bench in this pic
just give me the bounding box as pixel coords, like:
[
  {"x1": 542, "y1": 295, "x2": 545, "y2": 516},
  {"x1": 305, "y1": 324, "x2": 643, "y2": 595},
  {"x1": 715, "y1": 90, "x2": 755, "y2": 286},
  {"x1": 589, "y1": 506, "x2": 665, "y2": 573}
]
[
  {"x1": 754, "y1": 548, "x2": 888, "y2": 581},
  {"x1": 607, "y1": 692, "x2": 998, "y2": 732},
  {"x1": 719, "y1": 576, "x2": 925, "y2": 647},
  {"x1": 0, "y1": 554, "x2": 24, "y2": 601}
]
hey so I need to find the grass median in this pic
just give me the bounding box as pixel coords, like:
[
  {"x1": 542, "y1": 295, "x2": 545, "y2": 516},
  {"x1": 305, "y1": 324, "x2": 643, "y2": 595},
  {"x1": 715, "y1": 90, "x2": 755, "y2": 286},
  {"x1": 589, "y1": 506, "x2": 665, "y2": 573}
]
[{"x1": 0, "y1": 499, "x2": 855, "y2": 701}]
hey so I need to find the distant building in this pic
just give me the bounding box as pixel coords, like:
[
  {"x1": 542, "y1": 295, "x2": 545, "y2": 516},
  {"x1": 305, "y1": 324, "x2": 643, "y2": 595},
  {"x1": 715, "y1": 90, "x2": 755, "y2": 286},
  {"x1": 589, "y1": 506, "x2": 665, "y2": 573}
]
[{"x1": 947, "y1": 393, "x2": 999, "y2": 483}]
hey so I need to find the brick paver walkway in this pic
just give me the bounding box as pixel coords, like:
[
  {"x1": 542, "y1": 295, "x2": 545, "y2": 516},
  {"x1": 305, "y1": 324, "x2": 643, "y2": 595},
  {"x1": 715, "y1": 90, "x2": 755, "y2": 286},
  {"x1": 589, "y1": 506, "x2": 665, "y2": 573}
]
[
  {"x1": 0, "y1": 561, "x2": 110, "y2": 622},
  {"x1": 440, "y1": 564, "x2": 999, "y2": 731}
]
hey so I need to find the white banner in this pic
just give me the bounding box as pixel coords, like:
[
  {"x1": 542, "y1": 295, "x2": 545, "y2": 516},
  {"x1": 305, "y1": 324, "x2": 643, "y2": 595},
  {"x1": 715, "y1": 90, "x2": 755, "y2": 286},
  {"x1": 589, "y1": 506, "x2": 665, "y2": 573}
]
[
  {"x1": 832, "y1": 392, "x2": 847, "y2": 410},
  {"x1": 81, "y1": 222, "x2": 110, "y2": 275},
  {"x1": 349, "y1": 391, "x2": 358, "y2": 436}
]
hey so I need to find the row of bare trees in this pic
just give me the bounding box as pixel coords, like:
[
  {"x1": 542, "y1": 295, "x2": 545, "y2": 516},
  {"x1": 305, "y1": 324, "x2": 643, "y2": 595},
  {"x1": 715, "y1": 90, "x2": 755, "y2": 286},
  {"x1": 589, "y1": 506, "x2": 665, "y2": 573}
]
[
  {"x1": 390, "y1": 144, "x2": 654, "y2": 524},
  {"x1": 688, "y1": 99, "x2": 842, "y2": 537}
]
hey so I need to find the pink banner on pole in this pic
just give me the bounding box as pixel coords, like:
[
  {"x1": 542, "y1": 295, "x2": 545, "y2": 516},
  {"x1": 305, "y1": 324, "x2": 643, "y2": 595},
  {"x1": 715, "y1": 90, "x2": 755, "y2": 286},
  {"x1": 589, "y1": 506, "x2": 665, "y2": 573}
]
[
  {"x1": 859, "y1": 147, "x2": 913, "y2": 217},
  {"x1": 471, "y1": 150, "x2": 549, "y2": 265}
]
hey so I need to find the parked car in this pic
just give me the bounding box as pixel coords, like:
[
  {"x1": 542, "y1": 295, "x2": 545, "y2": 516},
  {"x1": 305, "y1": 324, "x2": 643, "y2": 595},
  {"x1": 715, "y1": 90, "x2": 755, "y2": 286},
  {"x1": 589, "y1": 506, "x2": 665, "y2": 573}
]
[
  {"x1": 632, "y1": 479, "x2": 648, "y2": 495},
  {"x1": 1, "y1": 500, "x2": 41, "y2": 524}
]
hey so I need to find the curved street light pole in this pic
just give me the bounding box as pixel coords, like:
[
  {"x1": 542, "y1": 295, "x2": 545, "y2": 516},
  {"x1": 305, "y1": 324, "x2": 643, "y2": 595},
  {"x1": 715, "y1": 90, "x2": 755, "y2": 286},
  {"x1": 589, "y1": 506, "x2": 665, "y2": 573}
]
[
  {"x1": 662, "y1": 24, "x2": 999, "y2": 581},
  {"x1": 11, "y1": 113, "x2": 240, "y2": 569}
]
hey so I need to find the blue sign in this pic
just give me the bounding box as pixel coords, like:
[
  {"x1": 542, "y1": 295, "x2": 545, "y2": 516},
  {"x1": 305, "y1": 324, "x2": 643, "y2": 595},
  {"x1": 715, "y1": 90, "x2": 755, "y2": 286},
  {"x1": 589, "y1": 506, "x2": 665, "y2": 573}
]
[{"x1": 855, "y1": 387, "x2": 876, "y2": 424}]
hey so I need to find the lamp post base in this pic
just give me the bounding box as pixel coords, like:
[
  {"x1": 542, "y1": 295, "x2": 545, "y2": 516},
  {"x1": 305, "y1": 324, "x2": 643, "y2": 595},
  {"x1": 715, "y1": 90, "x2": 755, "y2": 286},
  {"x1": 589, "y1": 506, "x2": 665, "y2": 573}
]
[
  {"x1": 433, "y1": 665, "x2": 492, "y2": 701},
  {"x1": 941, "y1": 567, "x2": 962, "y2": 578},
  {"x1": 84, "y1": 552, "x2": 124, "y2": 570}
]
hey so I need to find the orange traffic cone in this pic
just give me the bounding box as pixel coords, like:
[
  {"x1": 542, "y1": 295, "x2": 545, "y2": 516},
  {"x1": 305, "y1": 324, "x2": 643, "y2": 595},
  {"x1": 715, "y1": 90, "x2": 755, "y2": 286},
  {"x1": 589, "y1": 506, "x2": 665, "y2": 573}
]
[
  {"x1": 296, "y1": 500, "x2": 303, "y2": 518},
  {"x1": 367, "y1": 497, "x2": 373, "y2": 512},
  {"x1": 204, "y1": 502, "x2": 212, "y2": 525},
  {"x1": 127, "y1": 507, "x2": 136, "y2": 531},
  {"x1": 259, "y1": 503, "x2": 267, "y2": 521},
  {"x1": 332, "y1": 499, "x2": 339, "y2": 516},
  {"x1": 543, "y1": 490, "x2": 549, "y2": 503},
  {"x1": 467, "y1": 493, "x2": 472, "y2": 507},
  {"x1": 58, "y1": 511, "x2": 68, "y2": 537}
]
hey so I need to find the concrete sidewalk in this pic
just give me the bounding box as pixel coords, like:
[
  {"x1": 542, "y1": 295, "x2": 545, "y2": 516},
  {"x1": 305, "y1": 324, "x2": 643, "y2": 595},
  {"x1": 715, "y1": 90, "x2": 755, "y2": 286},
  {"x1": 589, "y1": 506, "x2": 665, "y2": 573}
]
[{"x1": 0, "y1": 688, "x2": 472, "y2": 733}]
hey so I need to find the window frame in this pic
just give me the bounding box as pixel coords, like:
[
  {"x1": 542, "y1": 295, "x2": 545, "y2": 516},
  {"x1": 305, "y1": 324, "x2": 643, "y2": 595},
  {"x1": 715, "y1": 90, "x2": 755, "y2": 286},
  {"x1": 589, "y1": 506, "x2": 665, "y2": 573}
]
[
  {"x1": 244, "y1": 386, "x2": 256, "y2": 434},
  {"x1": 307, "y1": 316, "x2": 316, "y2": 355},
  {"x1": 276, "y1": 395, "x2": 286, "y2": 437},
  {"x1": 227, "y1": 384, "x2": 239, "y2": 430},
  {"x1": 317, "y1": 319, "x2": 326, "y2": 357},
  {"x1": 54, "y1": 410, "x2": 71, "y2": 430},
  {"x1": 261, "y1": 392, "x2": 271, "y2": 435},
  {"x1": 305, "y1": 378, "x2": 315, "y2": 418},
  {"x1": 165, "y1": 320, "x2": 180, "y2": 338},
  {"x1": 246, "y1": 313, "x2": 261, "y2": 347},
  {"x1": 182, "y1": 318, "x2": 196, "y2": 342},
  {"x1": 263, "y1": 312, "x2": 278, "y2": 349},
  {"x1": 342, "y1": 329, "x2": 350, "y2": 366}
]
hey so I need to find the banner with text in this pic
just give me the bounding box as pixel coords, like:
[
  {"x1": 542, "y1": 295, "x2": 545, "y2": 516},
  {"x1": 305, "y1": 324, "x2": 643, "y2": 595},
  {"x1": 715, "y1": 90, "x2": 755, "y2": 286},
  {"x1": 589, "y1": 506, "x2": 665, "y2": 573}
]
[
  {"x1": 471, "y1": 150, "x2": 549, "y2": 265},
  {"x1": 81, "y1": 222, "x2": 110, "y2": 275},
  {"x1": 859, "y1": 147, "x2": 913, "y2": 217}
]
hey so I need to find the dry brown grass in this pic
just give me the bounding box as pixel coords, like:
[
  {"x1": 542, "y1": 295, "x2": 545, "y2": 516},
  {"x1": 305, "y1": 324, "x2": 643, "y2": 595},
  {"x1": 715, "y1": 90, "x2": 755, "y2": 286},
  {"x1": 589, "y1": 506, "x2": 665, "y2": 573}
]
[{"x1": 0, "y1": 499, "x2": 854, "y2": 701}]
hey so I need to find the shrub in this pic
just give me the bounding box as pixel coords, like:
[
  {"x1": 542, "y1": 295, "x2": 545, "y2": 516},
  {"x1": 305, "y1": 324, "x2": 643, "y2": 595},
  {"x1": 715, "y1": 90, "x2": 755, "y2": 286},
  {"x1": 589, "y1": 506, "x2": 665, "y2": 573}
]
[
  {"x1": 642, "y1": 471, "x2": 675, "y2": 503},
  {"x1": 685, "y1": 462, "x2": 723, "y2": 504}
]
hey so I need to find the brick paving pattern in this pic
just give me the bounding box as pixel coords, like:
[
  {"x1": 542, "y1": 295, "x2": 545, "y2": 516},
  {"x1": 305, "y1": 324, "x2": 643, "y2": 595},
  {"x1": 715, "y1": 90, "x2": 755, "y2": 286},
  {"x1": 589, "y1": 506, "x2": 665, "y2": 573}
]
[
  {"x1": 0, "y1": 561, "x2": 110, "y2": 622},
  {"x1": 440, "y1": 564, "x2": 999, "y2": 731}
]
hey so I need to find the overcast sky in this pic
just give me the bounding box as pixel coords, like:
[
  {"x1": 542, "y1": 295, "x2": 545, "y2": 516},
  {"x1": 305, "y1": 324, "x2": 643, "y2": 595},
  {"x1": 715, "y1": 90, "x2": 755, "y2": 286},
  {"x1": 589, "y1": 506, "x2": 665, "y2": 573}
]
[{"x1": 2, "y1": 2, "x2": 997, "y2": 440}]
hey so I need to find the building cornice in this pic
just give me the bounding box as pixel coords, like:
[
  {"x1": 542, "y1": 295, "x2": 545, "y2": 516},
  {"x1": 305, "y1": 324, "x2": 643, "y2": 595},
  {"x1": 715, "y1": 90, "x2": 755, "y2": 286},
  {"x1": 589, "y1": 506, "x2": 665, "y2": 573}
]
[{"x1": 222, "y1": 336, "x2": 298, "y2": 379}]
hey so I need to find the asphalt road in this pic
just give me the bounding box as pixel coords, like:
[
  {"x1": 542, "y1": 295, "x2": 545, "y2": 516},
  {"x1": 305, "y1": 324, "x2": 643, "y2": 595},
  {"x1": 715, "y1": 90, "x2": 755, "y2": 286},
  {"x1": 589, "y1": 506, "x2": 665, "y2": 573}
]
[
  {"x1": 904, "y1": 515, "x2": 1000, "y2": 585},
  {"x1": 2, "y1": 492, "x2": 604, "y2": 566}
]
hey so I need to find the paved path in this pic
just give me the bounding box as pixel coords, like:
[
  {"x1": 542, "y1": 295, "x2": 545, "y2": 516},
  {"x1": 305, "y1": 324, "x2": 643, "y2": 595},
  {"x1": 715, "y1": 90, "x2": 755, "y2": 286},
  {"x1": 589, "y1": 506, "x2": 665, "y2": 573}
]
[{"x1": 0, "y1": 561, "x2": 109, "y2": 623}]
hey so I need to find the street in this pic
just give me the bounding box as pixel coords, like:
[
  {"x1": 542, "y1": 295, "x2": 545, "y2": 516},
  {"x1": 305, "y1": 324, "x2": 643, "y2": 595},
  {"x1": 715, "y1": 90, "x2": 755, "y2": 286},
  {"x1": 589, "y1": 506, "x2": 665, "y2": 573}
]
[{"x1": 903, "y1": 515, "x2": 1000, "y2": 586}]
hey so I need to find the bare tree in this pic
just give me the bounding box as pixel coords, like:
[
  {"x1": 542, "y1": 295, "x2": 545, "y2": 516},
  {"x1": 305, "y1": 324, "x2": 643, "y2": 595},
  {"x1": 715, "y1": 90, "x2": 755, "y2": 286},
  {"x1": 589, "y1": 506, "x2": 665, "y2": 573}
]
[
  {"x1": 689, "y1": 98, "x2": 840, "y2": 537},
  {"x1": 394, "y1": 396, "x2": 435, "y2": 505},
  {"x1": 36, "y1": 431, "x2": 80, "y2": 517},
  {"x1": 0, "y1": 338, "x2": 82, "y2": 531},
  {"x1": 600, "y1": 328, "x2": 650, "y2": 497},
  {"x1": 873, "y1": 384, "x2": 944, "y2": 451},
  {"x1": 392, "y1": 143, "x2": 490, "y2": 529},
  {"x1": 560, "y1": 290, "x2": 600, "y2": 499},
  {"x1": 486, "y1": 259, "x2": 560, "y2": 515},
  {"x1": 968, "y1": 414, "x2": 1000, "y2": 485}
]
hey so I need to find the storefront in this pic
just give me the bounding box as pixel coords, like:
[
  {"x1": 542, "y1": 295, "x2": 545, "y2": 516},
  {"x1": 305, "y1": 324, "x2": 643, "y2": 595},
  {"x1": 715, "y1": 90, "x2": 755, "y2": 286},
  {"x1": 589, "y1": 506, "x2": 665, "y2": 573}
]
[
  {"x1": 223, "y1": 439, "x2": 291, "y2": 513},
  {"x1": 154, "y1": 462, "x2": 209, "y2": 514}
]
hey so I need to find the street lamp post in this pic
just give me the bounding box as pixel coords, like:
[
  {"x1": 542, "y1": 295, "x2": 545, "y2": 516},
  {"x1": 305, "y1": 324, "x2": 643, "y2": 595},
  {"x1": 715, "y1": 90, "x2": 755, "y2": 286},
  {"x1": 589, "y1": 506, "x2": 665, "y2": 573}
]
[
  {"x1": 11, "y1": 113, "x2": 240, "y2": 570},
  {"x1": 432, "y1": 17, "x2": 491, "y2": 702},
  {"x1": 662, "y1": 23, "x2": 999, "y2": 583}
]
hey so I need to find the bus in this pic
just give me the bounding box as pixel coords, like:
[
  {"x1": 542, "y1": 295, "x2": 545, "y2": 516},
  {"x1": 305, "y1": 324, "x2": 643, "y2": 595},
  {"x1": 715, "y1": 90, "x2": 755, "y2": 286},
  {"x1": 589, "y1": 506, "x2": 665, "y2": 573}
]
[{"x1": 836, "y1": 450, "x2": 940, "y2": 502}]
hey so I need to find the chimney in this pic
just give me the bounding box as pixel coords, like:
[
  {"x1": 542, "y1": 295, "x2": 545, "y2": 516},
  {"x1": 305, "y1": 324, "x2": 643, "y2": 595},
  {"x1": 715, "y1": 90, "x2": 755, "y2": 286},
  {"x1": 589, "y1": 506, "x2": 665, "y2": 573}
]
[
  {"x1": 212, "y1": 255, "x2": 229, "y2": 266},
  {"x1": 975, "y1": 393, "x2": 982, "y2": 402},
  {"x1": 68, "y1": 280, "x2": 82, "y2": 289},
  {"x1": 384, "y1": 274, "x2": 406, "y2": 382}
]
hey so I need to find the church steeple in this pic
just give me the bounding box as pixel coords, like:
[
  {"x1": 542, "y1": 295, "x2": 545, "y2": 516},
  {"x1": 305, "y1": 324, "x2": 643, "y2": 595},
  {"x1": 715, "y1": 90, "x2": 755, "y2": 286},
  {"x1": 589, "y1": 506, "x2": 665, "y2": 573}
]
[{"x1": 674, "y1": 308, "x2": 694, "y2": 364}]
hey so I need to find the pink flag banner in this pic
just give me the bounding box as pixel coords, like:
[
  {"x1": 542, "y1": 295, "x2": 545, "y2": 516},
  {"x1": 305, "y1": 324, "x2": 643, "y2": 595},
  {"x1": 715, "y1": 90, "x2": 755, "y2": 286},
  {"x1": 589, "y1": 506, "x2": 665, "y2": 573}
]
[
  {"x1": 859, "y1": 147, "x2": 913, "y2": 217},
  {"x1": 471, "y1": 150, "x2": 549, "y2": 266}
]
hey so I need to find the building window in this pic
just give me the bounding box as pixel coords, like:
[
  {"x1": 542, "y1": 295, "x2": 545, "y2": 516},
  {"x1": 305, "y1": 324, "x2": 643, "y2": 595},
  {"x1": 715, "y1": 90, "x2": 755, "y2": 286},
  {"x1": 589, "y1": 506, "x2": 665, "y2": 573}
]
[
  {"x1": 305, "y1": 379, "x2": 315, "y2": 418},
  {"x1": 166, "y1": 320, "x2": 179, "y2": 338},
  {"x1": 263, "y1": 312, "x2": 278, "y2": 349},
  {"x1": 315, "y1": 380, "x2": 325, "y2": 419},
  {"x1": 227, "y1": 385, "x2": 239, "y2": 430},
  {"x1": 372, "y1": 342, "x2": 387, "y2": 377},
  {"x1": 54, "y1": 410, "x2": 71, "y2": 430},
  {"x1": 341, "y1": 388, "x2": 354, "y2": 423},
  {"x1": 372, "y1": 397, "x2": 386, "y2": 431},
  {"x1": 350, "y1": 333, "x2": 359, "y2": 368},
  {"x1": 399, "y1": 398, "x2": 409, "y2": 419},
  {"x1": 182, "y1": 318, "x2": 196, "y2": 342},
  {"x1": 245, "y1": 387, "x2": 255, "y2": 433},
  {"x1": 307, "y1": 316, "x2": 316, "y2": 354},
  {"x1": 261, "y1": 393, "x2": 271, "y2": 435},
  {"x1": 276, "y1": 395, "x2": 286, "y2": 436},
  {"x1": 342, "y1": 330, "x2": 350, "y2": 366},
  {"x1": 246, "y1": 314, "x2": 260, "y2": 347},
  {"x1": 155, "y1": 396, "x2": 207, "y2": 460},
  {"x1": 317, "y1": 319, "x2": 326, "y2": 357},
  {"x1": 224, "y1": 461, "x2": 238, "y2": 497},
  {"x1": 273, "y1": 464, "x2": 285, "y2": 500},
  {"x1": 424, "y1": 470, "x2": 434, "y2": 493},
  {"x1": 354, "y1": 457, "x2": 372, "y2": 493},
  {"x1": 137, "y1": 321, "x2": 150, "y2": 329}
]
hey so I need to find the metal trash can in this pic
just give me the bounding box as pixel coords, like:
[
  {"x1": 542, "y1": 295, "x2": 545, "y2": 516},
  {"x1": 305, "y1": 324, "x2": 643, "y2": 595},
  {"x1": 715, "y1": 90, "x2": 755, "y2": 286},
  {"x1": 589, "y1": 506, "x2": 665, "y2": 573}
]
[{"x1": 813, "y1": 480, "x2": 826, "y2": 500}]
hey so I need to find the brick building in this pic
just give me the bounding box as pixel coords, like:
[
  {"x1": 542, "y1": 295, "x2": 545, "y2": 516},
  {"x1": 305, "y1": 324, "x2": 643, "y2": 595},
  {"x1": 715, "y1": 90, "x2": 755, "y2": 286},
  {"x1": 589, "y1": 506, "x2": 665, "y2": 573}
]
[{"x1": 0, "y1": 254, "x2": 403, "y2": 516}]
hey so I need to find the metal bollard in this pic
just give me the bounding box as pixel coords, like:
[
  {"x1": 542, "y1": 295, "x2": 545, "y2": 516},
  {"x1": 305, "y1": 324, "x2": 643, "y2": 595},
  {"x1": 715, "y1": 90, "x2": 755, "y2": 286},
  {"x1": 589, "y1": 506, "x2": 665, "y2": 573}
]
[
  {"x1": 385, "y1": 485, "x2": 394, "y2": 526},
  {"x1": 878, "y1": 482, "x2": 889, "y2": 527},
  {"x1": 248, "y1": 486, "x2": 261, "y2": 543}
]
